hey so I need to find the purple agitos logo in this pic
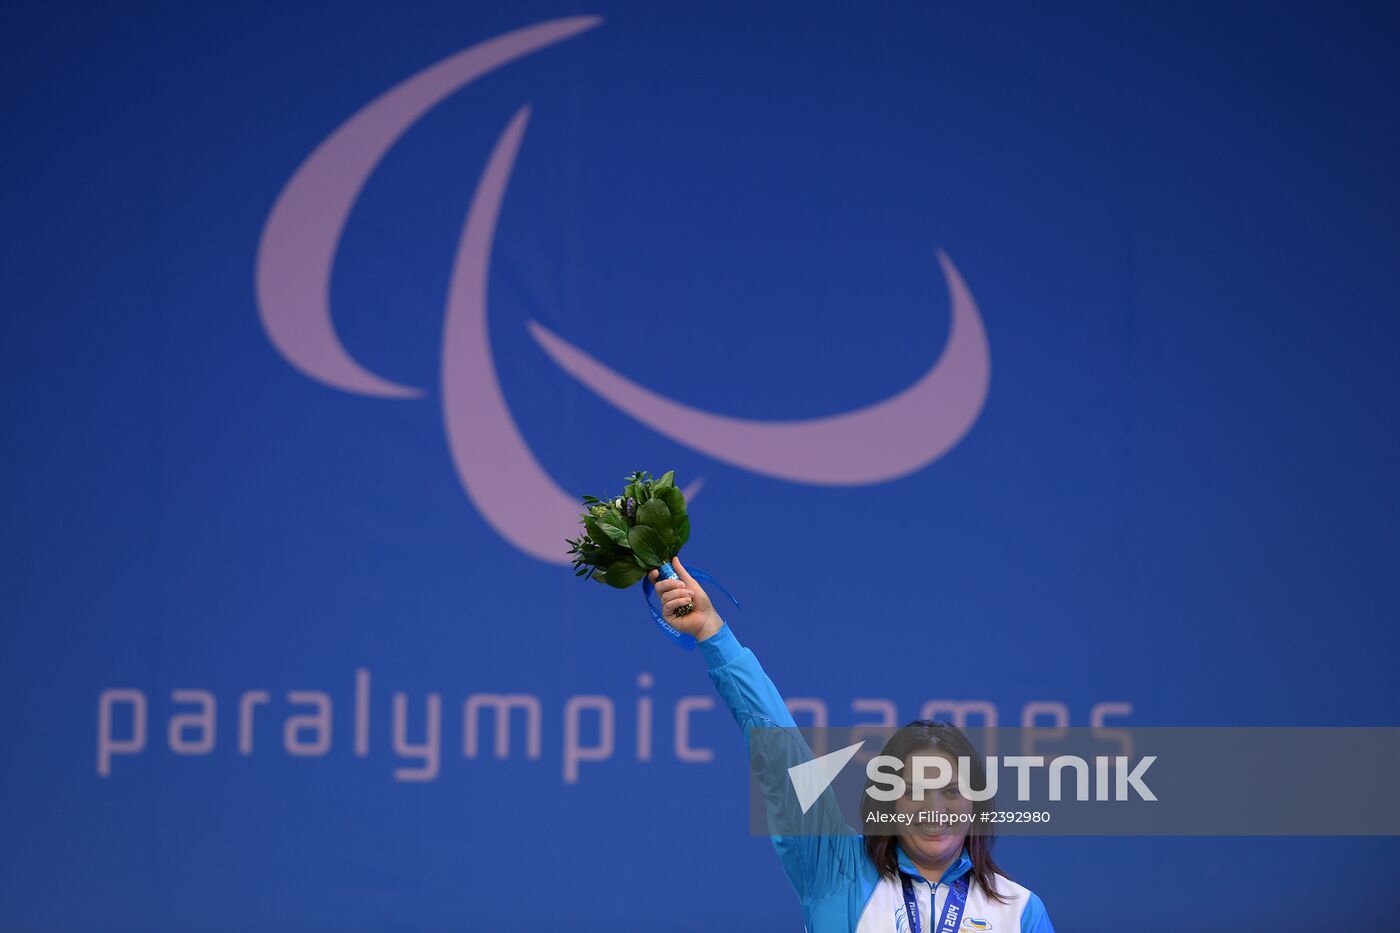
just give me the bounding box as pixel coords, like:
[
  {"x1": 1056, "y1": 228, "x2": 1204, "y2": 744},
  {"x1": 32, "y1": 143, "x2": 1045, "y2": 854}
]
[{"x1": 255, "y1": 17, "x2": 990, "y2": 565}]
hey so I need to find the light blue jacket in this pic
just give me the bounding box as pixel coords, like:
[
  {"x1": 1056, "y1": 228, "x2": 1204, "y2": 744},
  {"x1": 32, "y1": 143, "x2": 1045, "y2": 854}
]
[{"x1": 700, "y1": 621, "x2": 1054, "y2": 933}]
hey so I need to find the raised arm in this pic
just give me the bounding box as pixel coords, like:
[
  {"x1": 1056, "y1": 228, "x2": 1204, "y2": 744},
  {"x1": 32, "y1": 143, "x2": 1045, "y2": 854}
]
[{"x1": 649, "y1": 558, "x2": 862, "y2": 904}]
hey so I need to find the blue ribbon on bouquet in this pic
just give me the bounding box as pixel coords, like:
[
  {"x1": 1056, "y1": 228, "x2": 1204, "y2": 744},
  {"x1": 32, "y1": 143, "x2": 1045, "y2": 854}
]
[{"x1": 641, "y1": 562, "x2": 741, "y2": 650}]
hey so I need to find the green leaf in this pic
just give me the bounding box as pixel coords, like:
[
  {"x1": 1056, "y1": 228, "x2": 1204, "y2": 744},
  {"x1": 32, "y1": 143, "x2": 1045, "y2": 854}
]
[
  {"x1": 594, "y1": 512, "x2": 631, "y2": 547},
  {"x1": 674, "y1": 513, "x2": 691, "y2": 547},
  {"x1": 656, "y1": 485, "x2": 687, "y2": 518},
  {"x1": 627, "y1": 525, "x2": 666, "y2": 568},
  {"x1": 636, "y1": 498, "x2": 675, "y2": 554},
  {"x1": 603, "y1": 560, "x2": 645, "y2": 589}
]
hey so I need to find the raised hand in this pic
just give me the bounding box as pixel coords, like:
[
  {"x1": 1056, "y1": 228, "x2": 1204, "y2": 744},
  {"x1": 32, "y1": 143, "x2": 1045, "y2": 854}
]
[{"x1": 647, "y1": 556, "x2": 722, "y2": 641}]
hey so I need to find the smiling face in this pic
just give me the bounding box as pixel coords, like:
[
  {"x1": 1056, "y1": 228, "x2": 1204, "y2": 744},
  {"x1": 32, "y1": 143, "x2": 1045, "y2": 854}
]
[{"x1": 893, "y1": 750, "x2": 973, "y2": 875}]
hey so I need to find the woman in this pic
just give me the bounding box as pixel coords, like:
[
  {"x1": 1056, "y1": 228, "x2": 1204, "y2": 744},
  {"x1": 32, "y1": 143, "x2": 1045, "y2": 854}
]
[{"x1": 649, "y1": 558, "x2": 1054, "y2": 933}]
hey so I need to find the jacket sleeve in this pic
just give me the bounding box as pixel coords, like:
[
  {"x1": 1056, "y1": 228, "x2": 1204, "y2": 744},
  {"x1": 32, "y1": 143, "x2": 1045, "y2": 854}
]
[
  {"x1": 1020, "y1": 892, "x2": 1054, "y2": 932},
  {"x1": 700, "y1": 618, "x2": 864, "y2": 904}
]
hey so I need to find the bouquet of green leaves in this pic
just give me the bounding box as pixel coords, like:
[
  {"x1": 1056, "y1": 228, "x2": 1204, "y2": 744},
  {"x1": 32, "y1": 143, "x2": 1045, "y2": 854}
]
[{"x1": 566, "y1": 469, "x2": 694, "y2": 615}]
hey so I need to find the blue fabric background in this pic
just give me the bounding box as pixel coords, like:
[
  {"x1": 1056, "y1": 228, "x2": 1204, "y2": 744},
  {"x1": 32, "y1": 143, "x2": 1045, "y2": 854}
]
[{"x1": 2, "y1": 2, "x2": 1397, "y2": 929}]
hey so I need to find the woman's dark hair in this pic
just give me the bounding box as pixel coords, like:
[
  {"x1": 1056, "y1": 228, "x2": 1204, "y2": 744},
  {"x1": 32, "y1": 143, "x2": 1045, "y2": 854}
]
[{"x1": 861, "y1": 719, "x2": 1010, "y2": 903}]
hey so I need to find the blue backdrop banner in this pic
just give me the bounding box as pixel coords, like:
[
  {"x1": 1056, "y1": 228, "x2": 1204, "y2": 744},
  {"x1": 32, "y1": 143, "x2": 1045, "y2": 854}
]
[{"x1": 2, "y1": 2, "x2": 1398, "y2": 930}]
